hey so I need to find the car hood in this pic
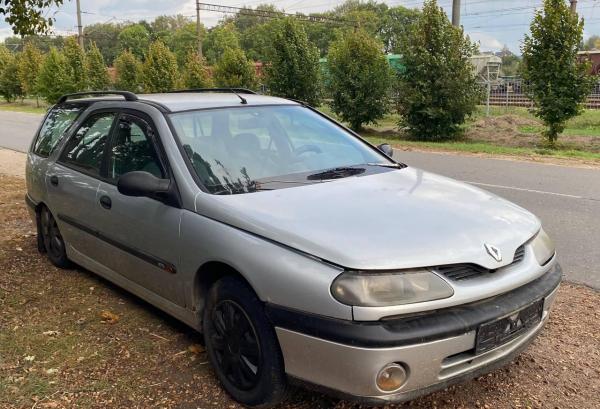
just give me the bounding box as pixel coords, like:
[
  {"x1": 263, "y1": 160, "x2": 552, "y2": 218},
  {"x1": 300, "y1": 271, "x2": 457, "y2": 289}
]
[{"x1": 196, "y1": 167, "x2": 540, "y2": 270}]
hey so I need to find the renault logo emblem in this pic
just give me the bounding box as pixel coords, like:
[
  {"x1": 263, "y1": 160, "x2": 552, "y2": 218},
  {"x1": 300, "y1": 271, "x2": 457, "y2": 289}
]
[{"x1": 484, "y1": 243, "x2": 502, "y2": 262}]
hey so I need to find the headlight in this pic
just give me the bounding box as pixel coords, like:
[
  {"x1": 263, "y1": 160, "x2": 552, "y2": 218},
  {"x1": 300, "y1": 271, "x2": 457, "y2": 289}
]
[
  {"x1": 531, "y1": 228, "x2": 555, "y2": 265},
  {"x1": 331, "y1": 269, "x2": 454, "y2": 307}
]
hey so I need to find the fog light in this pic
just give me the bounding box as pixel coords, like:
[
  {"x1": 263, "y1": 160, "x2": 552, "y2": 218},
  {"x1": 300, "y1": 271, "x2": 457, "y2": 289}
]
[{"x1": 376, "y1": 363, "x2": 408, "y2": 392}]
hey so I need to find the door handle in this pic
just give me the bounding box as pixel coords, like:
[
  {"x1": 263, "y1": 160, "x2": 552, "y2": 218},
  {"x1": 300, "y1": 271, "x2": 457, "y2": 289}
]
[
  {"x1": 49, "y1": 175, "x2": 58, "y2": 186},
  {"x1": 99, "y1": 195, "x2": 112, "y2": 210}
]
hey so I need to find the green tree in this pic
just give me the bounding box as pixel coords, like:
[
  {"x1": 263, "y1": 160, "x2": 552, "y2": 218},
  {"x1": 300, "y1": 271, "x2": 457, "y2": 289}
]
[
  {"x1": 327, "y1": 29, "x2": 391, "y2": 131},
  {"x1": 522, "y1": 0, "x2": 594, "y2": 146},
  {"x1": 168, "y1": 22, "x2": 204, "y2": 67},
  {"x1": 396, "y1": 0, "x2": 480, "y2": 140},
  {"x1": 0, "y1": 44, "x2": 12, "y2": 73},
  {"x1": 36, "y1": 47, "x2": 71, "y2": 103},
  {"x1": 84, "y1": 22, "x2": 123, "y2": 64},
  {"x1": 0, "y1": 0, "x2": 64, "y2": 35},
  {"x1": 203, "y1": 23, "x2": 240, "y2": 65},
  {"x1": 118, "y1": 24, "x2": 150, "y2": 60},
  {"x1": 213, "y1": 47, "x2": 256, "y2": 89},
  {"x1": 86, "y1": 42, "x2": 110, "y2": 90},
  {"x1": 114, "y1": 49, "x2": 143, "y2": 92},
  {"x1": 62, "y1": 36, "x2": 88, "y2": 91},
  {"x1": 0, "y1": 53, "x2": 23, "y2": 101},
  {"x1": 182, "y1": 50, "x2": 212, "y2": 89},
  {"x1": 265, "y1": 18, "x2": 321, "y2": 106},
  {"x1": 142, "y1": 41, "x2": 179, "y2": 93},
  {"x1": 17, "y1": 42, "x2": 43, "y2": 103},
  {"x1": 582, "y1": 34, "x2": 600, "y2": 51}
]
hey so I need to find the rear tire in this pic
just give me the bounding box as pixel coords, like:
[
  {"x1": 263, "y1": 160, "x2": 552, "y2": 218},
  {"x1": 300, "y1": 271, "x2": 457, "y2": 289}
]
[
  {"x1": 39, "y1": 206, "x2": 71, "y2": 269},
  {"x1": 203, "y1": 276, "x2": 288, "y2": 408}
]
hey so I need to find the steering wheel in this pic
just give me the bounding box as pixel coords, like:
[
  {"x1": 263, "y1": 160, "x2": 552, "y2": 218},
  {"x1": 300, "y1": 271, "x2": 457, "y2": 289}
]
[{"x1": 294, "y1": 144, "x2": 322, "y2": 157}]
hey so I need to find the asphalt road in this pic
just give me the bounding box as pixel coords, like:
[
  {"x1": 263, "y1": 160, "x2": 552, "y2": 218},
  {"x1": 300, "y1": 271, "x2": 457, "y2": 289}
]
[{"x1": 1, "y1": 110, "x2": 599, "y2": 289}]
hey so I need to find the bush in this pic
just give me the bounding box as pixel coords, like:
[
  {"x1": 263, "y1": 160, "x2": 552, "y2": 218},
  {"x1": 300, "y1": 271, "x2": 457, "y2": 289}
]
[
  {"x1": 182, "y1": 50, "x2": 213, "y2": 89},
  {"x1": 86, "y1": 42, "x2": 111, "y2": 90},
  {"x1": 114, "y1": 49, "x2": 143, "y2": 92},
  {"x1": 396, "y1": 0, "x2": 480, "y2": 140},
  {"x1": 265, "y1": 17, "x2": 321, "y2": 106},
  {"x1": 213, "y1": 47, "x2": 256, "y2": 89},
  {"x1": 142, "y1": 41, "x2": 179, "y2": 93},
  {"x1": 327, "y1": 29, "x2": 391, "y2": 131},
  {"x1": 0, "y1": 54, "x2": 23, "y2": 102},
  {"x1": 17, "y1": 43, "x2": 43, "y2": 99},
  {"x1": 521, "y1": 0, "x2": 595, "y2": 146},
  {"x1": 62, "y1": 36, "x2": 88, "y2": 92},
  {"x1": 37, "y1": 47, "x2": 72, "y2": 103}
]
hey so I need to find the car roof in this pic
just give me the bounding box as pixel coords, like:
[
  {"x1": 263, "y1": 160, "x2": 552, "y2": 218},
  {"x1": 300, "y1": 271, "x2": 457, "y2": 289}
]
[{"x1": 140, "y1": 92, "x2": 300, "y2": 112}]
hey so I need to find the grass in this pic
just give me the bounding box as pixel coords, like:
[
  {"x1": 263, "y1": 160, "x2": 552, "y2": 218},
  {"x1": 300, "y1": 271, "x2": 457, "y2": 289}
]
[
  {"x1": 0, "y1": 99, "x2": 49, "y2": 114},
  {"x1": 363, "y1": 135, "x2": 600, "y2": 161},
  {"x1": 320, "y1": 104, "x2": 600, "y2": 162}
]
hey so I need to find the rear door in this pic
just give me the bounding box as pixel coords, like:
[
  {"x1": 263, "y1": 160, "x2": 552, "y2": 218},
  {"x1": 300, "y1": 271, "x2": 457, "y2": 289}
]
[
  {"x1": 46, "y1": 111, "x2": 117, "y2": 259},
  {"x1": 93, "y1": 112, "x2": 184, "y2": 305}
]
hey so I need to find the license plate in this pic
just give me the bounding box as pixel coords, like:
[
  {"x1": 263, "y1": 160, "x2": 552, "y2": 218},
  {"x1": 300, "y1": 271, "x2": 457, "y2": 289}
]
[{"x1": 475, "y1": 299, "x2": 544, "y2": 355}]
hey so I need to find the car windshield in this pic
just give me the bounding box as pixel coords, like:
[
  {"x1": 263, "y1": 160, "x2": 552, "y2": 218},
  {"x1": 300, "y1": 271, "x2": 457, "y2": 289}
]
[{"x1": 169, "y1": 105, "x2": 394, "y2": 194}]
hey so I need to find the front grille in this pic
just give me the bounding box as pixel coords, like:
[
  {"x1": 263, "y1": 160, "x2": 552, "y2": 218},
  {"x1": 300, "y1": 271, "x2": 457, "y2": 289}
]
[{"x1": 435, "y1": 244, "x2": 526, "y2": 281}]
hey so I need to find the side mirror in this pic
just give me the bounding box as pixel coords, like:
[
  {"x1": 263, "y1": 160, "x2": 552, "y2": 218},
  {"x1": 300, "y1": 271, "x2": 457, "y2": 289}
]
[
  {"x1": 117, "y1": 171, "x2": 170, "y2": 198},
  {"x1": 377, "y1": 143, "x2": 394, "y2": 158}
]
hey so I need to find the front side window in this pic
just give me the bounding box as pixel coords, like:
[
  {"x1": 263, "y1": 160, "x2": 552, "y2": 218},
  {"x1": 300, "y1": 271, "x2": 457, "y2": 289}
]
[
  {"x1": 169, "y1": 105, "x2": 392, "y2": 194},
  {"x1": 60, "y1": 113, "x2": 116, "y2": 175},
  {"x1": 106, "y1": 114, "x2": 165, "y2": 181},
  {"x1": 33, "y1": 105, "x2": 84, "y2": 157}
]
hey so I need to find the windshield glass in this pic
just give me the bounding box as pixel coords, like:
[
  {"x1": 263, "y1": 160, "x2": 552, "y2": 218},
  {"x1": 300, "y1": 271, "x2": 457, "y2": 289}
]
[{"x1": 169, "y1": 105, "x2": 392, "y2": 194}]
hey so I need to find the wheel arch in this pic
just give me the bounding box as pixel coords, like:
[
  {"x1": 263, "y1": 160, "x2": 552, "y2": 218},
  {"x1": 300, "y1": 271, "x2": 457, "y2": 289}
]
[{"x1": 193, "y1": 260, "x2": 258, "y2": 318}]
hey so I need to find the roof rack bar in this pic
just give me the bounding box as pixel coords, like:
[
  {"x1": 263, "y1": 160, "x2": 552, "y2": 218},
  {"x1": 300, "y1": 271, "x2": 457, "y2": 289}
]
[
  {"x1": 58, "y1": 91, "x2": 138, "y2": 104},
  {"x1": 168, "y1": 88, "x2": 257, "y2": 95}
]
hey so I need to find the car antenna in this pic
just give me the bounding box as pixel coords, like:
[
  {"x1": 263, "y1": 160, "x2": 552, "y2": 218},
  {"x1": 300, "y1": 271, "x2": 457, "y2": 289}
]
[{"x1": 230, "y1": 89, "x2": 248, "y2": 105}]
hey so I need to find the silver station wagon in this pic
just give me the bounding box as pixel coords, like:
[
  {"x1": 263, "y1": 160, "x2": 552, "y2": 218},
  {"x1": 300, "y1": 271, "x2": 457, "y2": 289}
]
[{"x1": 26, "y1": 89, "x2": 561, "y2": 407}]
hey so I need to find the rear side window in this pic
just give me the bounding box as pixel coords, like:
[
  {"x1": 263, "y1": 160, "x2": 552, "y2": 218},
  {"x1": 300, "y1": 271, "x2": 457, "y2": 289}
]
[
  {"x1": 60, "y1": 113, "x2": 116, "y2": 176},
  {"x1": 33, "y1": 105, "x2": 84, "y2": 157}
]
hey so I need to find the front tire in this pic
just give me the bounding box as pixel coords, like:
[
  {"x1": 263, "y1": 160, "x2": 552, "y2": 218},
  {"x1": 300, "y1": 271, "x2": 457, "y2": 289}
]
[
  {"x1": 39, "y1": 206, "x2": 71, "y2": 269},
  {"x1": 203, "y1": 276, "x2": 288, "y2": 408}
]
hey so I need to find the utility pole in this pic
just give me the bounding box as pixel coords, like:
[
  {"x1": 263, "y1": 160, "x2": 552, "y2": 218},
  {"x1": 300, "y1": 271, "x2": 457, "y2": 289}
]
[
  {"x1": 570, "y1": 0, "x2": 578, "y2": 14},
  {"x1": 76, "y1": 0, "x2": 84, "y2": 48},
  {"x1": 196, "y1": 0, "x2": 203, "y2": 59},
  {"x1": 452, "y1": 0, "x2": 461, "y2": 26}
]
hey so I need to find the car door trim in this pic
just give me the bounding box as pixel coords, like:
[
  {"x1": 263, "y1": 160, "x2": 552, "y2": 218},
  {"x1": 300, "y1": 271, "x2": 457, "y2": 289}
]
[{"x1": 57, "y1": 213, "x2": 177, "y2": 274}]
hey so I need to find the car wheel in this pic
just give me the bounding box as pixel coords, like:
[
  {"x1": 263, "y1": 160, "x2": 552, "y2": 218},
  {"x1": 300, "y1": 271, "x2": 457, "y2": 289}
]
[
  {"x1": 203, "y1": 276, "x2": 288, "y2": 408},
  {"x1": 39, "y1": 206, "x2": 71, "y2": 268}
]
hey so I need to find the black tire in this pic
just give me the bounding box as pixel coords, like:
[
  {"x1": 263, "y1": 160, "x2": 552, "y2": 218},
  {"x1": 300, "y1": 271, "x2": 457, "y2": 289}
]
[
  {"x1": 203, "y1": 276, "x2": 288, "y2": 408},
  {"x1": 38, "y1": 206, "x2": 71, "y2": 269}
]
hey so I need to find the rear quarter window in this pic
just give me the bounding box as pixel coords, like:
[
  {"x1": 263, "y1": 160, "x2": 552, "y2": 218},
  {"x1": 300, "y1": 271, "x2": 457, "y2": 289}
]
[{"x1": 33, "y1": 105, "x2": 84, "y2": 157}]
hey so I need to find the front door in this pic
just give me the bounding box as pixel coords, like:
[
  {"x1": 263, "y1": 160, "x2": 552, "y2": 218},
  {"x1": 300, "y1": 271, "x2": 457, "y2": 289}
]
[{"x1": 94, "y1": 113, "x2": 184, "y2": 305}]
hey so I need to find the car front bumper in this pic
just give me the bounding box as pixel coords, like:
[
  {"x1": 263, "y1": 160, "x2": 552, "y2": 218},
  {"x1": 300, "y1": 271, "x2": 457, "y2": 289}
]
[{"x1": 270, "y1": 263, "x2": 562, "y2": 403}]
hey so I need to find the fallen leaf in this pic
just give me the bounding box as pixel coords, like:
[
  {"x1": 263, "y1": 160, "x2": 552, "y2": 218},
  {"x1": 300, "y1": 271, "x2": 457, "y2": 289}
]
[
  {"x1": 99, "y1": 310, "x2": 119, "y2": 324},
  {"x1": 42, "y1": 330, "x2": 59, "y2": 336},
  {"x1": 188, "y1": 344, "x2": 205, "y2": 355},
  {"x1": 45, "y1": 368, "x2": 58, "y2": 375},
  {"x1": 23, "y1": 355, "x2": 35, "y2": 362}
]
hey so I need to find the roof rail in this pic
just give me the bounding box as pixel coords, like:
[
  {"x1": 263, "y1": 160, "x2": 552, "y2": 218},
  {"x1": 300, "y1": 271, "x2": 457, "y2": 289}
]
[
  {"x1": 168, "y1": 88, "x2": 257, "y2": 95},
  {"x1": 57, "y1": 91, "x2": 138, "y2": 104}
]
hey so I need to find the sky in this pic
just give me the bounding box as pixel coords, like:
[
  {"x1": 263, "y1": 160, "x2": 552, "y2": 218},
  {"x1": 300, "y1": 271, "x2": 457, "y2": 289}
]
[{"x1": 2, "y1": 0, "x2": 600, "y2": 54}]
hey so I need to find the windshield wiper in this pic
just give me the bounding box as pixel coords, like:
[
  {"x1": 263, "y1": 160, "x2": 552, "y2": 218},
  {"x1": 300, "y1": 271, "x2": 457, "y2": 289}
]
[
  {"x1": 366, "y1": 162, "x2": 406, "y2": 168},
  {"x1": 306, "y1": 167, "x2": 366, "y2": 180}
]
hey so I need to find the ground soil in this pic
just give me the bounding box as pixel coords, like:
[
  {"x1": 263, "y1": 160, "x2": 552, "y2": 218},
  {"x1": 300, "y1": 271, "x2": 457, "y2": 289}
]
[
  {"x1": 468, "y1": 115, "x2": 600, "y2": 152},
  {"x1": 0, "y1": 161, "x2": 599, "y2": 408}
]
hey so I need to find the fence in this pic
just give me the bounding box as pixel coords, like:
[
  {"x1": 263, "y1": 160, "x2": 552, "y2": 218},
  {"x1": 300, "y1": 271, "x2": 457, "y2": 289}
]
[{"x1": 483, "y1": 77, "x2": 600, "y2": 110}]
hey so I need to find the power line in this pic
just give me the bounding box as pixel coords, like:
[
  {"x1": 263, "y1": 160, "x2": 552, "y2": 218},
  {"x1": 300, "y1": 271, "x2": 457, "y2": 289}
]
[{"x1": 196, "y1": 2, "x2": 357, "y2": 26}]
